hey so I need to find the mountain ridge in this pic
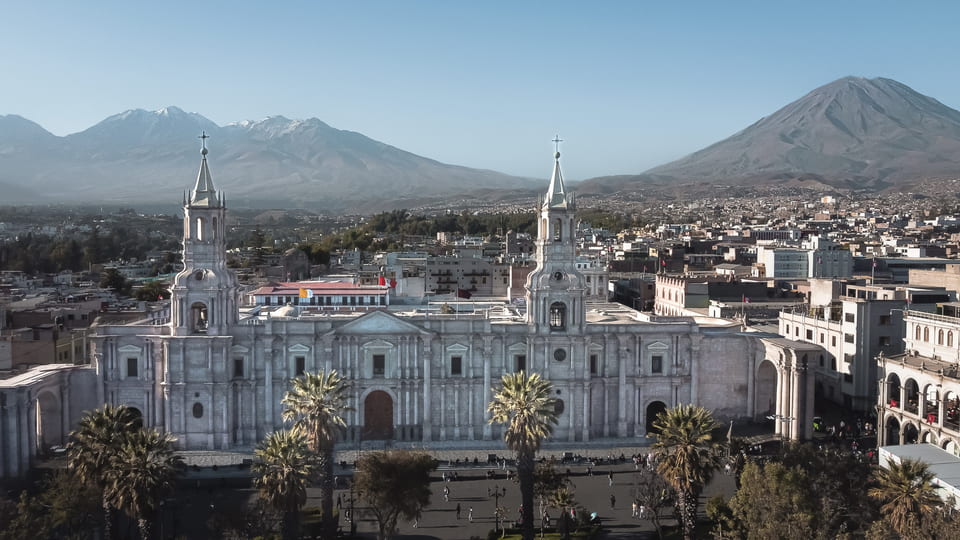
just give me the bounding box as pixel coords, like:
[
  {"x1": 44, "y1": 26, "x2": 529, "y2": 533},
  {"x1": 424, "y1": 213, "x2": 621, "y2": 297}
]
[
  {"x1": 0, "y1": 108, "x2": 536, "y2": 212},
  {"x1": 578, "y1": 76, "x2": 960, "y2": 196}
]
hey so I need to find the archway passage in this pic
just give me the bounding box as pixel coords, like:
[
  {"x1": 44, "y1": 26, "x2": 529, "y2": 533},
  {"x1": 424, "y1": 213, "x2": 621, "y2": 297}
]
[
  {"x1": 755, "y1": 360, "x2": 778, "y2": 418},
  {"x1": 645, "y1": 401, "x2": 668, "y2": 435},
  {"x1": 36, "y1": 390, "x2": 63, "y2": 451},
  {"x1": 363, "y1": 391, "x2": 393, "y2": 440},
  {"x1": 885, "y1": 416, "x2": 901, "y2": 446}
]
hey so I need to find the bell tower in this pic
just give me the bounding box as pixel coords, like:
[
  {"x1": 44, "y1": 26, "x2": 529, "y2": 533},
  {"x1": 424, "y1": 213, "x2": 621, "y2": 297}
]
[
  {"x1": 170, "y1": 133, "x2": 239, "y2": 336},
  {"x1": 525, "y1": 138, "x2": 586, "y2": 334}
]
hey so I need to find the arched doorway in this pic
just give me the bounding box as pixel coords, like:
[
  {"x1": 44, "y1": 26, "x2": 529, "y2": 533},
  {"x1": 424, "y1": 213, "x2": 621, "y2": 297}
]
[
  {"x1": 36, "y1": 390, "x2": 62, "y2": 451},
  {"x1": 903, "y1": 422, "x2": 919, "y2": 444},
  {"x1": 885, "y1": 416, "x2": 901, "y2": 446},
  {"x1": 755, "y1": 360, "x2": 777, "y2": 418},
  {"x1": 363, "y1": 391, "x2": 393, "y2": 440},
  {"x1": 128, "y1": 406, "x2": 144, "y2": 429},
  {"x1": 645, "y1": 401, "x2": 668, "y2": 435}
]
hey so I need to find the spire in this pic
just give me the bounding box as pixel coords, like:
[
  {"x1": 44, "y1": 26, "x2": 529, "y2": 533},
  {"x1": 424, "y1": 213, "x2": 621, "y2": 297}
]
[
  {"x1": 544, "y1": 135, "x2": 568, "y2": 209},
  {"x1": 190, "y1": 131, "x2": 218, "y2": 207}
]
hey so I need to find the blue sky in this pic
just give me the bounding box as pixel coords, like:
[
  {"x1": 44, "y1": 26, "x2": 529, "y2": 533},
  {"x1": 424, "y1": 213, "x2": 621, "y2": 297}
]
[{"x1": 2, "y1": 1, "x2": 958, "y2": 180}]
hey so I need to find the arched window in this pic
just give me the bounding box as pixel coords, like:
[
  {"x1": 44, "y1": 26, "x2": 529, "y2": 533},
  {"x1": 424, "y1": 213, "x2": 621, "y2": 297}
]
[
  {"x1": 549, "y1": 302, "x2": 567, "y2": 331},
  {"x1": 553, "y1": 219, "x2": 562, "y2": 241},
  {"x1": 196, "y1": 217, "x2": 205, "y2": 241},
  {"x1": 830, "y1": 357, "x2": 837, "y2": 370},
  {"x1": 924, "y1": 327, "x2": 930, "y2": 342},
  {"x1": 916, "y1": 325, "x2": 922, "y2": 340},
  {"x1": 949, "y1": 332, "x2": 954, "y2": 347},
  {"x1": 212, "y1": 217, "x2": 218, "y2": 239},
  {"x1": 191, "y1": 302, "x2": 208, "y2": 334},
  {"x1": 939, "y1": 330, "x2": 945, "y2": 345},
  {"x1": 819, "y1": 354, "x2": 824, "y2": 367}
]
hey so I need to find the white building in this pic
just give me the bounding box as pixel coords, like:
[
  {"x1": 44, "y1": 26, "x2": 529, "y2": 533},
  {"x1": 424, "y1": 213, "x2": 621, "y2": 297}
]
[{"x1": 80, "y1": 144, "x2": 800, "y2": 453}]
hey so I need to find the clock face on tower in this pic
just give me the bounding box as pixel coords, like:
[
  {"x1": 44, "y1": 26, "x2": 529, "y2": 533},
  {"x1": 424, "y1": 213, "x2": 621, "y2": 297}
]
[{"x1": 552, "y1": 271, "x2": 564, "y2": 281}]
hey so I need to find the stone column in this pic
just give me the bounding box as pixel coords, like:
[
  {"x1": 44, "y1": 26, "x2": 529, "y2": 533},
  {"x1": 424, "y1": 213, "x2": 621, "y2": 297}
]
[
  {"x1": 482, "y1": 337, "x2": 493, "y2": 440},
  {"x1": 422, "y1": 337, "x2": 432, "y2": 442},
  {"x1": 581, "y1": 382, "x2": 590, "y2": 441},
  {"x1": 617, "y1": 339, "x2": 628, "y2": 437}
]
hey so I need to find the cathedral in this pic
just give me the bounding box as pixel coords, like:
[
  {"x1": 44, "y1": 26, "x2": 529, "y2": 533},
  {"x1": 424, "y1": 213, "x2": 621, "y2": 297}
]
[{"x1": 87, "y1": 141, "x2": 797, "y2": 451}]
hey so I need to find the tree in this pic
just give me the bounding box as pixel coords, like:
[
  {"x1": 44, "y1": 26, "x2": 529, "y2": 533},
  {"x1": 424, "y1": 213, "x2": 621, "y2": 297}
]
[
  {"x1": 728, "y1": 461, "x2": 820, "y2": 539},
  {"x1": 103, "y1": 428, "x2": 184, "y2": 540},
  {"x1": 354, "y1": 450, "x2": 437, "y2": 540},
  {"x1": 534, "y1": 462, "x2": 569, "y2": 524},
  {"x1": 652, "y1": 404, "x2": 721, "y2": 540},
  {"x1": 66, "y1": 404, "x2": 140, "y2": 540},
  {"x1": 869, "y1": 458, "x2": 943, "y2": 538},
  {"x1": 134, "y1": 280, "x2": 169, "y2": 301},
  {"x1": 634, "y1": 465, "x2": 675, "y2": 540},
  {"x1": 99, "y1": 268, "x2": 130, "y2": 295},
  {"x1": 549, "y1": 486, "x2": 577, "y2": 540},
  {"x1": 281, "y1": 371, "x2": 351, "y2": 540},
  {"x1": 253, "y1": 429, "x2": 316, "y2": 540},
  {"x1": 488, "y1": 371, "x2": 560, "y2": 540}
]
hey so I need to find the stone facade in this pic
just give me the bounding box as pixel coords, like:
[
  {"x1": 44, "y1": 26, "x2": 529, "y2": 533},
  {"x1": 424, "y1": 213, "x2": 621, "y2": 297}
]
[{"x1": 89, "y1": 145, "x2": 784, "y2": 451}]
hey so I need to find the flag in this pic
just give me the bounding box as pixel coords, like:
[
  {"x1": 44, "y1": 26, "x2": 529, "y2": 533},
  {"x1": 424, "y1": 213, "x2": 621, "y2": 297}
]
[
  {"x1": 389, "y1": 278, "x2": 397, "y2": 288},
  {"x1": 298, "y1": 288, "x2": 313, "y2": 299},
  {"x1": 378, "y1": 275, "x2": 386, "y2": 286},
  {"x1": 457, "y1": 288, "x2": 473, "y2": 299},
  {"x1": 661, "y1": 259, "x2": 666, "y2": 266}
]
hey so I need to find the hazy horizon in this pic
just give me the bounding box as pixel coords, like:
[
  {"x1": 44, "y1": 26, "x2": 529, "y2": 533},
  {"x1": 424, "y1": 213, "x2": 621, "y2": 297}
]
[{"x1": 3, "y1": 1, "x2": 959, "y2": 180}]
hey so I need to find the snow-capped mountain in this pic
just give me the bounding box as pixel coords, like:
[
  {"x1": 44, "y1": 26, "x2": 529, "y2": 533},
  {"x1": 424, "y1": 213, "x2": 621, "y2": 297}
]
[{"x1": 0, "y1": 108, "x2": 531, "y2": 211}]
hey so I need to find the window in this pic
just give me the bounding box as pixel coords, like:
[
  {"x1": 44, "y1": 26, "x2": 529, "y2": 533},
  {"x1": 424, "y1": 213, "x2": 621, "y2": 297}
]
[
  {"x1": 820, "y1": 333, "x2": 825, "y2": 344},
  {"x1": 845, "y1": 313, "x2": 855, "y2": 323},
  {"x1": 844, "y1": 334, "x2": 855, "y2": 344},
  {"x1": 295, "y1": 356, "x2": 306, "y2": 376},
  {"x1": 515, "y1": 354, "x2": 526, "y2": 373},
  {"x1": 451, "y1": 356, "x2": 462, "y2": 376},
  {"x1": 590, "y1": 354, "x2": 598, "y2": 376},
  {"x1": 373, "y1": 354, "x2": 385, "y2": 376},
  {"x1": 193, "y1": 402, "x2": 204, "y2": 418},
  {"x1": 879, "y1": 336, "x2": 891, "y2": 346},
  {"x1": 785, "y1": 324, "x2": 790, "y2": 334},
  {"x1": 126, "y1": 357, "x2": 138, "y2": 378},
  {"x1": 879, "y1": 315, "x2": 891, "y2": 326},
  {"x1": 819, "y1": 354, "x2": 824, "y2": 367},
  {"x1": 924, "y1": 327, "x2": 930, "y2": 342},
  {"x1": 806, "y1": 329, "x2": 813, "y2": 340},
  {"x1": 651, "y1": 355, "x2": 663, "y2": 374},
  {"x1": 843, "y1": 373, "x2": 853, "y2": 383},
  {"x1": 234, "y1": 358, "x2": 244, "y2": 378},
  {"x1": 832, "y1": 336, "x2": 837, "y2": 347},
  {"x1": 831, "y1": 358, "x2": 837, "y2": 370},
  {"x1": 950, "y1": 332, "x2": 954, "y2": 347},
  {"x1": 939, "y1": 330, "x2": 945, "y2": 345},
  {"x1": 549, "y1": 302, "x2": 567, "y2": 331},
  {"x1": 554, "y1": 348, "x2": 566, "y2": 362},
  {"x1": 844, "y1": 353, "x2": 855, "y2": 364},
  {"x1": 554, "y1": 399, "x2": 565, "y2": 415},
  {"x1": 916, "y1": 325, "x2": 922, "y2": 340}
]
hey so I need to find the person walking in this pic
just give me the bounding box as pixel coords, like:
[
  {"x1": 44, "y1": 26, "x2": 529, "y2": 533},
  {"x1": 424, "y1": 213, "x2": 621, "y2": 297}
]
[
  {"x1": 469, "y1": 507, "x2": 474, "y2": 522},
  {"x1": 608, "y1": 471, "x2": 614, "y2": 487},
  {"x1": 610, "y1": 494, "x2": 616, "y2": 509},
  {"x1": 456, "y1": 503, "x2": 461, "y2": 520},
  {"x1": 444, "y1": 485, "x2": 450, "y2": 502},
  {"x1": 631, "y1": 501, "x2": 638, "y2": 518}
]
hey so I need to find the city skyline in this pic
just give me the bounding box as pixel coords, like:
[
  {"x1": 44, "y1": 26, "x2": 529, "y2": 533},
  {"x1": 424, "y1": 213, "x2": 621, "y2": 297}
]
[{"x1": 3, "y1": 1, "x2": 959, "y2": 180}]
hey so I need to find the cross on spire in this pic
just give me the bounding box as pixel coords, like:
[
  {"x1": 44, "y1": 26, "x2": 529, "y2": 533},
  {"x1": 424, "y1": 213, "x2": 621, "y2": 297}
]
[
  {"x1": 199, "y1": 131, "x2": 210, "y2": 155},
  {"x1": 552, "y1": 135, "x2": 563, "y2": 154}
]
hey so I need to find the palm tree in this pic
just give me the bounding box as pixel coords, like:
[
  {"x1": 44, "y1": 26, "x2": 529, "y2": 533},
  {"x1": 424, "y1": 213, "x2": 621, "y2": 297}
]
[
  {"x1": 488, "y1": 371, "x2": 559, "y2": 540},
  {"x1": 103, "y1": 428, "x2": 184, "y2": 540},
  {"x1": 253, "y1": 428, "x2": 316, "y2": 540},
  {"x1": 66, "y1": 404, "x2": 140, "y2": 540},
  {"x1": 281, "y1": 370, "x2": 351, "y2": 540},
  {"x1": 652, "y1": 404, "x2": 721, "y2": 540},
  {"x1": 869, "y1": 457, "x2": 942, "y2": 537}
]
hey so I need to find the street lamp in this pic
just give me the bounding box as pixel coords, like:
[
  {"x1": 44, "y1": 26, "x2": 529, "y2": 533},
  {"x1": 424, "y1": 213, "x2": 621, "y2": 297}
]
[{"x1": 490, "y1": 484, "x2": 508, "y2": 536}]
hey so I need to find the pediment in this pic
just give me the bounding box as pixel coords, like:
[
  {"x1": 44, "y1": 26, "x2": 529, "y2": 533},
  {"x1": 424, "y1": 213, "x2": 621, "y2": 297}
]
[
  {"x1": 508, "y1": 342, "x2": 528, "y2": 352},
  {"x1": 588, "y1": 342, "x2": 604, "y2": 351},
  {"x1": 334, "y1": 310, "x2": 427, "y2": 335},
  {"x1": 231, "y1": 345, "x2": 250, "y2": 353},
  {"x1": 117, "y1": 345, "x2": 142, "y2": 354},
  {"x1": 362, "y1": 339, "x2": 394, "y2": 350},
  {"x1": 288, "y1": 344, "x2": 311, "y2": 353},
  {"x1": 446, "y1": 343, "x2": 469, "y2": 353},
  {"x1": 647, "y1": 341, "x2": 669, "y2": 351}
]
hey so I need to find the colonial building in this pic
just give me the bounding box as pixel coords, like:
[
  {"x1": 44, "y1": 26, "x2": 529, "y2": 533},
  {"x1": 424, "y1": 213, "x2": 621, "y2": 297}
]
[{"x1": 86, "y1": 141, "x2": 795, "y2": 452}]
